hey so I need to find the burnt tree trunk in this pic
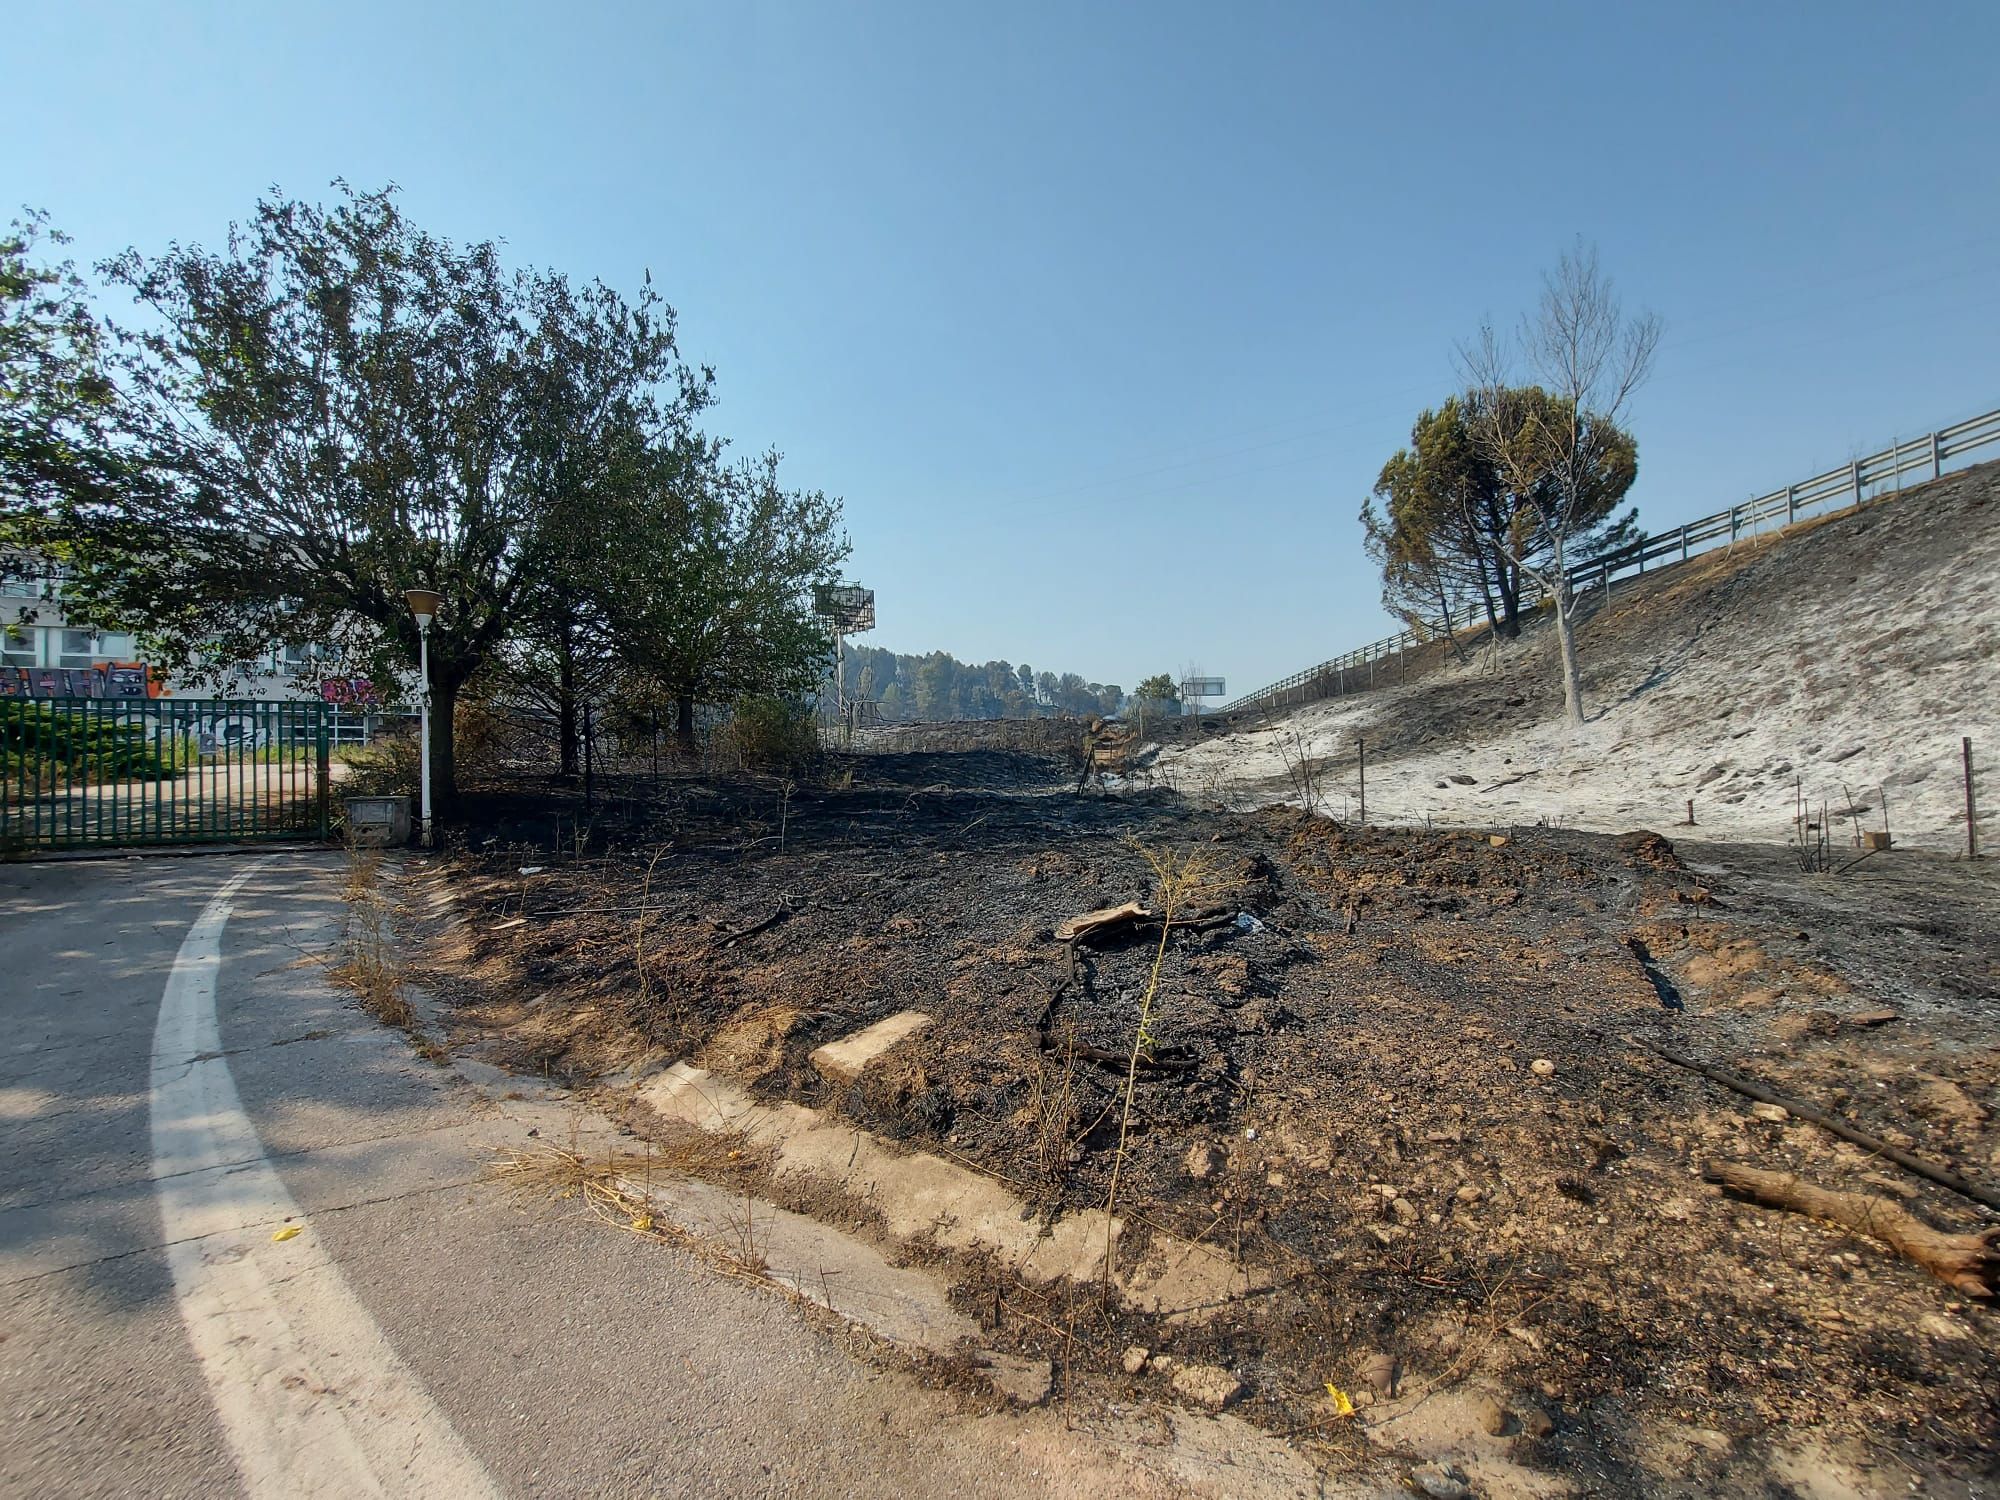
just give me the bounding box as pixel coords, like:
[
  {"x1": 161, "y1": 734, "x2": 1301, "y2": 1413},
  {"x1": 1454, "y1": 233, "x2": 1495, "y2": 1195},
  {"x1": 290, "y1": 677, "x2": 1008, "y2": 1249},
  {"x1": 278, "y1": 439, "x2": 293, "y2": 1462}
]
[
  {"x1": 556, "y1": 623, "x2": 580, "y2": 779},
  {"x1": 428, "y1": 676, "x2": 462, "y2": 813}
]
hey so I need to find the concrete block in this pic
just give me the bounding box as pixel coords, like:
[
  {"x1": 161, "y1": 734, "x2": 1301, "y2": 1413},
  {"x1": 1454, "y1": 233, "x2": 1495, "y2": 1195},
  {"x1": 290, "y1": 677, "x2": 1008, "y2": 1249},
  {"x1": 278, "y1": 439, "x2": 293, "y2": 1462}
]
[{"x1": 810, "y1": 1010, "x2": 932, "y2": 1082}]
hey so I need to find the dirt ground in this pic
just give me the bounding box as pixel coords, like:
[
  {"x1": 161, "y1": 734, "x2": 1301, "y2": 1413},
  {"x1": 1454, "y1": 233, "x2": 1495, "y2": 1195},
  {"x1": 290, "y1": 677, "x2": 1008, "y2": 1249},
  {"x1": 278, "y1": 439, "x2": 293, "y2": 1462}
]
[{"x1": 408, "y1": 745, "x2": 2000, "y2": 1497}]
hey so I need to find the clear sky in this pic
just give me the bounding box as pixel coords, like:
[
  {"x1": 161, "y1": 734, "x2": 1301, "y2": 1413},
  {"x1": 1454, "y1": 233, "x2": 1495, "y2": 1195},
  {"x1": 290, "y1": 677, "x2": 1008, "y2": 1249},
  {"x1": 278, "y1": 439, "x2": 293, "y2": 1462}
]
[{"x1": 9, "y1": 2, "x2": 1997, "y2": 697}]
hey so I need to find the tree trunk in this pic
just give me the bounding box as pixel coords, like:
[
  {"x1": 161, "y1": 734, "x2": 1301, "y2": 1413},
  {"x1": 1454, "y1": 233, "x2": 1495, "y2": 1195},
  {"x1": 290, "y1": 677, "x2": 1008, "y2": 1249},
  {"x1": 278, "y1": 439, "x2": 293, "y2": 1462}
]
[
  {"x1": 1552, "y1": 591, "x2": 1585, "y2": 726},
  {"x1": 429, "y1": 677, "x2": 461, "y2": 813},
  {"x1": 675, "y1": 692, "x2": 696, "y2": 753},
  {"x1": 1548, "y1": 536, "x2": 1586, "y2": 726},
  {"x1": 556, "y1": 625, "x2": 579, "y2": 779},
  {"x1": 1471, "y1": 554, "x2": 1502, "y2": 639}
]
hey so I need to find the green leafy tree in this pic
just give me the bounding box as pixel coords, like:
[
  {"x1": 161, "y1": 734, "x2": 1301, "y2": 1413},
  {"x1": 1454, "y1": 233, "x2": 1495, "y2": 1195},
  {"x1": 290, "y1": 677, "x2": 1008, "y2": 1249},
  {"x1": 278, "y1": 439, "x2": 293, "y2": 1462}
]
[
  {"x1": 503, "y1": 270, "x2": 711, "y2": 776},
  {"x1": 1, "y1": 214, "x2": 119, "y2": 568},
  {"x1": 913, "y1": 651, "x2": 953, "y2": 720},
  {"x1": 601, "y1": 445, "x2": 848, "y2": 749},
  {"x1": 48, "y1": 185, "x2": 707, "y2": 805},
  {"x1": 1363, "y1": 393, "x2": 1637, "y2": 647}
]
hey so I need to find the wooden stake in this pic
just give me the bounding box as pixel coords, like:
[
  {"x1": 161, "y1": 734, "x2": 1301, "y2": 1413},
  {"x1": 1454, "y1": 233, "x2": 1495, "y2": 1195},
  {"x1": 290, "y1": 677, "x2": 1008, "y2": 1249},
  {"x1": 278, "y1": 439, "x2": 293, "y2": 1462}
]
[{"x1": 1966, "y1": 736, "x2": 1980, "y2": 859}]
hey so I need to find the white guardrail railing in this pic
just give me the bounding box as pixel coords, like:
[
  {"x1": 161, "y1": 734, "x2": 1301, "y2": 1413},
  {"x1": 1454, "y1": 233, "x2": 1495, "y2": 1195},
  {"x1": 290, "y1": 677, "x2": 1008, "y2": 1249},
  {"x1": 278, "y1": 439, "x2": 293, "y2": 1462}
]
[{"x1": 1220, "y1": 406, "x2": 2000, "y2": 716}]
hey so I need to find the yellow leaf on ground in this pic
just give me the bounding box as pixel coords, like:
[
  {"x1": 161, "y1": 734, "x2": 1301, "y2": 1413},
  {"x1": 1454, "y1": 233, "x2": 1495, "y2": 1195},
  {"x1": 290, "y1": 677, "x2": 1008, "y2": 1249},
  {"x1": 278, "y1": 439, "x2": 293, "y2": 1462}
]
[
  {"x1": 630, "y1": 1214, "x2": 654, "y2": 1233},
  {"x1": 271, "y1": 1224, "x2": 303, "y2": 1243},
  {"x1": 1324, "y1": 1382, "x2": 1355, "y2": 1418}
]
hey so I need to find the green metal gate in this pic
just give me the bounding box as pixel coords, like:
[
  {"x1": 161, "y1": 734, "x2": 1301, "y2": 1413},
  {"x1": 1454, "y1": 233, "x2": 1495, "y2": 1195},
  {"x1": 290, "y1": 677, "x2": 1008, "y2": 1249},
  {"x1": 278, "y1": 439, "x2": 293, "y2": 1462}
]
[{"x1": 1, "y1": 698, "x2": 331, "y2": 855}]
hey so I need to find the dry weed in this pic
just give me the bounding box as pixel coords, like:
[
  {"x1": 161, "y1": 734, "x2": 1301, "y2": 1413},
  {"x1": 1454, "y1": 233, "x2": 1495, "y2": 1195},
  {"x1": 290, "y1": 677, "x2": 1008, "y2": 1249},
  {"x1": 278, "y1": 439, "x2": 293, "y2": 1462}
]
[
  {"x1": 488, "y1": 1129, "x2": 774, "y2": 1284},
  {"x1": 333, "y1": 842, "x2": 415, "y2": 1028},
  {"x1": 1030, "y1": 1022, "x2": 1082, "y2": 1191},
  {"x1": 1102, "y1": 841, "x2": 1239, "y2": 1289}
]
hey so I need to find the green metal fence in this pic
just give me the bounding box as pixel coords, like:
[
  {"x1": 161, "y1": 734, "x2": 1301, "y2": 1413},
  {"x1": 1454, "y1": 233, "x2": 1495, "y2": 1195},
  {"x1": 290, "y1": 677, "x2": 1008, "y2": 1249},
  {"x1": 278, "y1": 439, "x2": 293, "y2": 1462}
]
[{"x1": 1, "y1": 698, "x2": 331, "y2": 854}]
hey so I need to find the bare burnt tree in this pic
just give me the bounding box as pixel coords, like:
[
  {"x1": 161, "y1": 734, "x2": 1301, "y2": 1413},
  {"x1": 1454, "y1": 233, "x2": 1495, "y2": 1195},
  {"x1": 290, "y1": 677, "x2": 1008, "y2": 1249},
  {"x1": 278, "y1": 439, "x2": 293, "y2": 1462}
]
[{"x1": 1460, "y1": 242, "x2": 1660, "y2": 727}]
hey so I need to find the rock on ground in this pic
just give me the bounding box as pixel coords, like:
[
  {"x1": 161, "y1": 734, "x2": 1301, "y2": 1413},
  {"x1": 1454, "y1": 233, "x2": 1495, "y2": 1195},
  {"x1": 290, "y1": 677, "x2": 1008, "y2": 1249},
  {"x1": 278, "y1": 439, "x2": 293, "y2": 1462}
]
[{"x1": 1169, "y1": 1363, "x2": 1244, "y2": 1411}]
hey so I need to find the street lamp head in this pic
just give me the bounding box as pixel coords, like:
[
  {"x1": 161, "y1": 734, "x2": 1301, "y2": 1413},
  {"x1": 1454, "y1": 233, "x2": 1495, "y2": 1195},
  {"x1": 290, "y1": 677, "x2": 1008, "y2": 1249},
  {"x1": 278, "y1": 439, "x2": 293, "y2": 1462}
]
[{"x1": 403, "y1": 588, "x2": 443, "y2": 625}]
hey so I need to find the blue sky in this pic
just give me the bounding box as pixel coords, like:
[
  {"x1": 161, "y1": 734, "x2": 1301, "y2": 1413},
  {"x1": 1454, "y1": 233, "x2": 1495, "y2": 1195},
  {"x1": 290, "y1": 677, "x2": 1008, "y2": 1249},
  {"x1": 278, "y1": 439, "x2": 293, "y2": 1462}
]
[{"x1": 9, "y1": 2, "x2": 1997, "y2": 696}]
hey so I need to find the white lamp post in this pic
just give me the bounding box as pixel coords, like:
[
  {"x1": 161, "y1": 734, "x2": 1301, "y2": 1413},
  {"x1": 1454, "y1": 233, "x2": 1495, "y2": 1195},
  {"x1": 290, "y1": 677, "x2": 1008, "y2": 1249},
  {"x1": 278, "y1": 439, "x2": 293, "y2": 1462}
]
[{"x1": 403, "y1": 588, "x2": 442, "y2": 848}]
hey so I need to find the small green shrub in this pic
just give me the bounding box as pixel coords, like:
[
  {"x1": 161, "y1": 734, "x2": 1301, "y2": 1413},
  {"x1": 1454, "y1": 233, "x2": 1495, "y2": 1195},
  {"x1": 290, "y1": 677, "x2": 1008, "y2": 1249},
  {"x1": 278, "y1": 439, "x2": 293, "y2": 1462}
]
[
  {"x1": 717, "y1": 696, "x2": 821, "y2": 775},
  {"x1": 334, "y1": 725, "x2": 420, "y2": 798},
  {"x1": 1, "y1": 701, "x2": 176, "y2": 794}
]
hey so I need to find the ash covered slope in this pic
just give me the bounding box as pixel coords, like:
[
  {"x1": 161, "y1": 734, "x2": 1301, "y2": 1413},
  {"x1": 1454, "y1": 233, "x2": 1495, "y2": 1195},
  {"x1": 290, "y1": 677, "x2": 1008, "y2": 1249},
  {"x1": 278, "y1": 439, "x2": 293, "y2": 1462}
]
[{"x1": 1161, "y1": 459, "x2": 2000, "y2": 851}]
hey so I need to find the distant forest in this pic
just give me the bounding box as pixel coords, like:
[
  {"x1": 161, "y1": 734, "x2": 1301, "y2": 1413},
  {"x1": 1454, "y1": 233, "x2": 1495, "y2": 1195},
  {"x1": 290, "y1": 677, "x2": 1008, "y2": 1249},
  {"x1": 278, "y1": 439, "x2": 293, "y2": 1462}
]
[{"x1": 838, "y1": 644, "x2": 1124, "y2": 721}]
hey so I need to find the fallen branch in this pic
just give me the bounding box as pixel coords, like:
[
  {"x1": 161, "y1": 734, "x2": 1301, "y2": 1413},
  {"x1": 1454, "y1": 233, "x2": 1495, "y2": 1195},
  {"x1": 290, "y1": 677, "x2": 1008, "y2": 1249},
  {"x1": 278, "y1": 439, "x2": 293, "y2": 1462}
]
[
  {"x1": 708, "y1": 900, "x2": 797, "y2": 952},
  {"x1": 1055, "y1": 903, "x2": 1242, "y2": 946},
  {"x1": 1056, "y1": 902, "x2": 1151, "y2": 943},
  {"x1": 1479, "y1": 770, "x2": 1541, "y2": 794},
  {"x1": 1635, "y1": 1038, "x2": 2000, "y2": 1212},
  {"x1": 1067, "y1": 1041, "x2": 1197, "y2": 1073},
  {"x1": 1136, "y1": 909, "x2": 1243, "y2": 938},
  {"x1": 1703, "y1": 1161, "x2": 1999, "y2": 1298}
]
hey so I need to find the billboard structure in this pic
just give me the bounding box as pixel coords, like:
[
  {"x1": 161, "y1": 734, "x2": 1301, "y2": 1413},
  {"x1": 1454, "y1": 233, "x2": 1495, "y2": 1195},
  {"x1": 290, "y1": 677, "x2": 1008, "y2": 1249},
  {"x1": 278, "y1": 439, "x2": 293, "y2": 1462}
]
[
  {"x1": 1180, "y1": 676, "x2": 1225, "y2": 714},
  {"x1": 813, "y1": 583, "x2": 875, "y2": 634},
  {"x1": 814, "y1": 582, "x2": 875, "y2": 738}
]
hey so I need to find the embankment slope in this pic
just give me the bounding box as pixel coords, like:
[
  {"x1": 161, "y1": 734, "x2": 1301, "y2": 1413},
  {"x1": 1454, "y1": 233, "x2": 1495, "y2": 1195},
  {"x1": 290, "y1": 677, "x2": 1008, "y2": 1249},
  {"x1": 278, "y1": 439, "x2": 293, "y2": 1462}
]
[{"x1": 1160, "y1": 459, "x2": 2000, "y2": 851}]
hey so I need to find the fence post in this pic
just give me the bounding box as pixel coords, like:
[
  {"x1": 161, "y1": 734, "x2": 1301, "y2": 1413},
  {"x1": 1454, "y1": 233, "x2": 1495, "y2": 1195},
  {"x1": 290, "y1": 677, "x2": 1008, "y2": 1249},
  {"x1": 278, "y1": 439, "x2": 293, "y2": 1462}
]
[
  {"x1": 1785, "y1": 485, "x2": 1796, "y2": 526},
  {"x1": 316, "y1": 703, "x2": 331, "y2": 839},
  {"x1": 1967, "y1": 736, "x2": 1980, "y2": 860},
  {"x1": 1357, "y1": 735, "x2": 1366, "y2": 827},
  {"x1": 1851, "y1": 460, "x2": 1863, "y2": 508},
  {"x1": 1680, "y1": 525, "x2": 1689, "y2": 562},
  {"x1": 1931, "y1": 430, "x2": 1942, "y2": 480}
]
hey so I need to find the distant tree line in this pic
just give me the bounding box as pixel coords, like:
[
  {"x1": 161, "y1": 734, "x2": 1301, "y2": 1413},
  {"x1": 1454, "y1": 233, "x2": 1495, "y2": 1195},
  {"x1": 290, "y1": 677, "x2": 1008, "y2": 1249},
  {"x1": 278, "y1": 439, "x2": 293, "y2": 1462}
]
[{"x1": 841, "y1": 644, "x2": 1124, "y2": 722}]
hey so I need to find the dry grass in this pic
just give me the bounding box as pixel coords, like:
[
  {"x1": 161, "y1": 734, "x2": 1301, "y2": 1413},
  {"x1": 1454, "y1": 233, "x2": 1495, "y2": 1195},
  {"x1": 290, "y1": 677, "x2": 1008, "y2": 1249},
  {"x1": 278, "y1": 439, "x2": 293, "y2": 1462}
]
[
  {"x1": 488, "y1": 1136, "x2": 662, "y2": 1229},
  {"x1": 487, "y1": 1126, "x2": 774, "y2": 1282},
  {"x1": 333, "y1": 843, "x2": 416, "y2": 1028},
  {"x1": 1030, "y1": 1022, "x2": 1082, "y2": 1193}
]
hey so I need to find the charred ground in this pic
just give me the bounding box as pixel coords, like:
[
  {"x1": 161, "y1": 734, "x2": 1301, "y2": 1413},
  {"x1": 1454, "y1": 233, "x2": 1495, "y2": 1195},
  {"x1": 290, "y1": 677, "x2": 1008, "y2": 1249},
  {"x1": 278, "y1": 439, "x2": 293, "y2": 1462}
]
[{"x1": 407, "y1": 746, "x2": 2000, "y2": 1496}]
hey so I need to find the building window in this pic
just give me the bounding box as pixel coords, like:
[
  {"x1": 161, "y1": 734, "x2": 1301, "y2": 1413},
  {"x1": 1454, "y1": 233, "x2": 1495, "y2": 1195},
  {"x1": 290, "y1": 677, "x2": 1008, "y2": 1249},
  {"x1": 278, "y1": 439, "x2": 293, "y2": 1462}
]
[
  {"x1": 52, "y1": 627, "x2": 135, "y2": 667},
  {"x1": 1, "y1": 625, "x2": 36, "y2": 667},
  {"x1": 58, "y1": 629, "x2": 99, "y2": 668},
  {"x1": 0, "y1": 564, "x2": 61, "y2": 599}
]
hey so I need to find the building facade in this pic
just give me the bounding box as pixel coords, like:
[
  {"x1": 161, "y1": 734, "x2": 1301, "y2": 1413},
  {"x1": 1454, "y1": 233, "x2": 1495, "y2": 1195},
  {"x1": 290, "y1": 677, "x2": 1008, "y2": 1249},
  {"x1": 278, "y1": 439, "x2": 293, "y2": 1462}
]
[{"x1": 1, "y1": 559, "x2": 402, "y2": 744}]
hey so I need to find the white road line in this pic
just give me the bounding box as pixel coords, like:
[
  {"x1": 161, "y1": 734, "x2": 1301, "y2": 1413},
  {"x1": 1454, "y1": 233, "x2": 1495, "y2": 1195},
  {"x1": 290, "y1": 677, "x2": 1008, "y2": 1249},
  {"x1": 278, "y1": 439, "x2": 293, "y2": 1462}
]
[{"x1": 149, "y1": 859, "x2": 498, "y2": 1499}]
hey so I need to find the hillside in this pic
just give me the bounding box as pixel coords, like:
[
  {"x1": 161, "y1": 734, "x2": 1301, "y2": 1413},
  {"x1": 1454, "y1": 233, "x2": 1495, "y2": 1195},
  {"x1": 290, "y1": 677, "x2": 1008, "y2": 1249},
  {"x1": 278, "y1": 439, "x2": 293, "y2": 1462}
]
[{"x1": 1158, "y1": 460, "x2": 2000, "y2": 854}]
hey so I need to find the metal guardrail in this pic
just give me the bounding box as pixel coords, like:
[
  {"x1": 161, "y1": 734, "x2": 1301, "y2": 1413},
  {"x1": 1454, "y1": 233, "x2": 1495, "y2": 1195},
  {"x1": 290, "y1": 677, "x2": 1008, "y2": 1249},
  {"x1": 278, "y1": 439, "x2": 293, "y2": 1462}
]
[{"x1": 1221, "y1": 406, "x2": 2000, "y2": 716}]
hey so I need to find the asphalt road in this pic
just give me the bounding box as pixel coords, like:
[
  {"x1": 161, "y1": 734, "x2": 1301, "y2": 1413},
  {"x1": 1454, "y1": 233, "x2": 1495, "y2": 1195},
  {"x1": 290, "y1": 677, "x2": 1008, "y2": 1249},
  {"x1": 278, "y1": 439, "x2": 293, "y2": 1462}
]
[{"x1": 0, "y1": 853, "x2": 1194, "y2": 1499}]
